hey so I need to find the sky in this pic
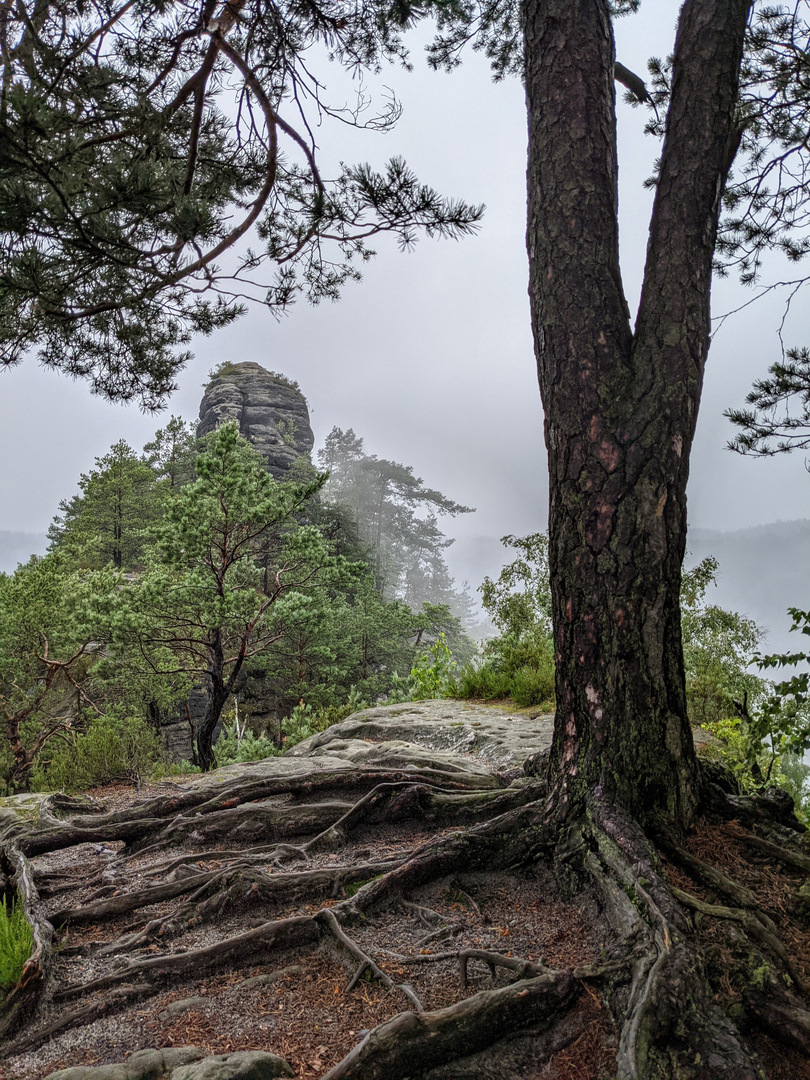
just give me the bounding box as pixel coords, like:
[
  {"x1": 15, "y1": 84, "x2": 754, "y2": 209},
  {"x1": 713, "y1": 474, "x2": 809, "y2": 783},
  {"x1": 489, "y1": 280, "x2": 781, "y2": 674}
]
[{"x1": 2, "y1": 2, "x2": 809, "y2": 582}]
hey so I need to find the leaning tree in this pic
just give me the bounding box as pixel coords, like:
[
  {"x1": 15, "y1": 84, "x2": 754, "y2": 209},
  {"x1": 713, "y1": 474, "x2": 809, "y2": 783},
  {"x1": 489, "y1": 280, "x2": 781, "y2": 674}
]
[{"x1": 3, "y1": 1, "x2": 810, "y2": 1077}]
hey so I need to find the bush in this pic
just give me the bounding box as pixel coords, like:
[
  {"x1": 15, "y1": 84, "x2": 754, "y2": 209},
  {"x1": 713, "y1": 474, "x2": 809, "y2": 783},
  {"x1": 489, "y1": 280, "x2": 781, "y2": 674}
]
[
  {"x1": 453, "y1": 628, "x2": 555, "y2": 709},
  {"x1": 158, "y1": 759, "x2": 202, "y2": 778},
  {"x1": 281, "y1": 698, "x2": 366, "y2": 748},
  {"x1": 703, "y1": 717, "x2": 810, "y2": 825},
  {"x1": 410, "y1": 633, "x2": 457, "y2": 700},
  {"x1": 0, "y1": 895, "x2": 32, "y2": 994},
  {"x1": 214, "y1": 723, "x2": 281, "y2": 766},
  {"x1": 31, "y1": 713, "x2": 162, "y2": 792}
]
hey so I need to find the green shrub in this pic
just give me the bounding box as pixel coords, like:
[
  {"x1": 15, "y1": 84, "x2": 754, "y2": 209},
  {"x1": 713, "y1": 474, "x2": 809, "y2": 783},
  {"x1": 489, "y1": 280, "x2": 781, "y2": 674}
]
[
  {"x1": 410, "y1": 633, "x2": 457, "y2": 700},
  {"x1": 214, "y1": 723, "x2": 281, "y2": 766},
  {"x1": 31, "y1": 713, "x2": 162, "y2": 792},
  {"x1": 453, "y1": 662, "x2": 512, "y2": 701},
  {"x1": 281, "y1": 699, "x2": 365, "y2": 748},
  {"x1": 158, "y1": 758, "x2": 202, "y2": 778},
  {"x1": 453, "y1": 628, "x2": 555, "y2": 709},
  {"x1": 509, "y1": 661, "x2": 555, "y2": 708},
  {"x1": 703, "y1": 717, "x2": 810, "y2": 825},
  {"x1": 0, "y1": 895, "x2": 32, "y2": 994}
]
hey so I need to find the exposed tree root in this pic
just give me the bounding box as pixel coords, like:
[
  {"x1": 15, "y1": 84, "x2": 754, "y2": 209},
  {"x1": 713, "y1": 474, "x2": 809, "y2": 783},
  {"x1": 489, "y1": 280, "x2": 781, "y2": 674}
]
[
  {"x1": 0, "y1": 842, "x2": 54, "y2": 1041},
  {"x1": 17, "y1": 766, "x2": 501, "y2": 858},
  {"x1": 576, "y1": 798, "x2": 761, "y2": 1080},
  {"x1": 744, "y1": 986, "x2": 810, "y2": 1055},
  {"x1": 669, "y1": 885, "x2": 805, "y2": 990},
  {"x1": 2, "y1": 985, "x2": 149, "y2": 1058},
  {"x1": 725, "y1": 822, "x2": 810, "y2": 874},
  {"x1": 316, "y1": 907, "x2": 423, "y2": 1011},
  {"x1": 457, "y1": 947, "x2": 545, "y2": 987},
  {"x1": 54, "y1": 913, "x2": 319, "y2": 1001},
  {"x1": 2, "y1": 761, "x2": 809, "y2": 1079},
  {"x1": 319, "y1": 967, "x2": 578, "y2": 1080},
  {"x1": 53, "y1": 858, "x2": 402, "y2": 932}
]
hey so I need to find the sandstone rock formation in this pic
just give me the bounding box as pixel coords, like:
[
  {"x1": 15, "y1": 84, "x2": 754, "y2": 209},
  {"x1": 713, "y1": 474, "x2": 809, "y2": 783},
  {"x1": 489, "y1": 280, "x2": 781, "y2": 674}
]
[
  {"x1": 197, "y1": 362, "x2": 314, "y2": 479},
  {"x1": 42, "y1": 1048, "x2": 295, "y2": 1080}
]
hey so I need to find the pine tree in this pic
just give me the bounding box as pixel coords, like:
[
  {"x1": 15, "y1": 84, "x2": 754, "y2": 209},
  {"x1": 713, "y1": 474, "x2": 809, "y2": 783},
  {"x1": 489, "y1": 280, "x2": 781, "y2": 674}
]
[
  {"x1": 114, "y1": 422, "x2": 330, "y2": 770},
  {"x1": 48, "y1": 441, "x2": 160, "y2": 570},
  {"x1": 318, "y1": 427, "x2": 473, "y2": 616}
]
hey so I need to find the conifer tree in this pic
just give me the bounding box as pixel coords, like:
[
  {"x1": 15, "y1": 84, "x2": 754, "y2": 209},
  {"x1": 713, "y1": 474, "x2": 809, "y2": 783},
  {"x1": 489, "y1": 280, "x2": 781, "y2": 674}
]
[
  {"x1": 48, "y1": 441, "x2": 159, "y2": 570},
  {"x1": 114, "y1": 421, "x2": 331, "y2": 770}
]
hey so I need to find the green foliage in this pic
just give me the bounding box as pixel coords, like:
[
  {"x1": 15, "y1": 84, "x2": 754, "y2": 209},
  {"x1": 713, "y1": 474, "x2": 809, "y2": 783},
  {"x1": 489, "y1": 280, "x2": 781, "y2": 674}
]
[
  {"x1": 111, "y1": 422, "x2": 335, "y2": 768},
  {"x1": 281, "y1": 699, "x2": 364, "y2": 748},
  {"x1": 681, "y1": 557, "x2": 766, "y2": 726},
  {"x1": 454, "y1": 628, "x2": 555, "y2": 708},
  {"x1": 158, "y1": 759, "x2": 202, "y2": 778},
  {"x1": 0, "y1": 896, "x2": 32, "y2": 994},
  {"x1": 122, "y1": 425, "x2": 324, "y2": 651},
  {"x1": 479, "y1": 534, "x2": 552, "y2": 638},
  {"x1": 704, "y1": 718, "x2": 810, "y2": 824},
  {"x1": 415, "y1": 603, "x2": 478, "y2": 667},
  {"x1": 318, "y1": 427, "x2": 474, "y2": 618},
  {"x1": 48, "y1": 441, "x2": 161, "y2": 570},
  {"x1": 777, "y1": 753, "x2": 810, "y2": 825},
  {"x1": 30, "y1": 713, "x2": 162, "y2": 793},
  {"x1": 214, "y1": 723, "x2": 281, "y2": 767},
  {"x1": 0, "y1": 553, "x2": 122, "y2": 793},
  {"x1": 1, "y1": 0, "x2": 482, "y2": 408},
  {"x1": 726, "y1": 347, "x2": 810, "y2": 458},
  {"x1": 454, "y1": 534, "x2": 555, "y2": 709},
  {"x1": 143, "y1": 417, "x2": 198, "y2": 489},
  {"x1": 733, "y1": 606, "x2": 810, "y2": 787},
  {"x1": 700, "y1": 606, "x2": 810, "y2": 822},
  {"x1": 410, "y1": 633, "x2": 457, "y2": 700}
]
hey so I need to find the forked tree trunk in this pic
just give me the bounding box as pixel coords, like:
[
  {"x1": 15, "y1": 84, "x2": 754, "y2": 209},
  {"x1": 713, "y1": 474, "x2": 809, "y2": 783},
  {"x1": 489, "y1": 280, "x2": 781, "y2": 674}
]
[{"x1": 524, "y1": 0, "x2": 751, "y2": 830}]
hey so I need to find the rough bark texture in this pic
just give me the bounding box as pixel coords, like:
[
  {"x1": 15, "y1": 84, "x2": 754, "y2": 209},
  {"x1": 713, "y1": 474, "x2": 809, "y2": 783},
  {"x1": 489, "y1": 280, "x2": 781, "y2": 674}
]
[{"x1": 525, "y1": 0, "x2": 751, "y2": 830}]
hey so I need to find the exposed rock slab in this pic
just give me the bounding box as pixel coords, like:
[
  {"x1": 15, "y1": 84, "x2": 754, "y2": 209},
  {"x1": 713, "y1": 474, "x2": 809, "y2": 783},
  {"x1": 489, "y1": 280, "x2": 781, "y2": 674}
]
[
  {"x1": 0, "y1": 703, "x2": 720, "y2": 836},
  {"x1": 285, "y1": 700, "x2": 556, "y2": 771}
]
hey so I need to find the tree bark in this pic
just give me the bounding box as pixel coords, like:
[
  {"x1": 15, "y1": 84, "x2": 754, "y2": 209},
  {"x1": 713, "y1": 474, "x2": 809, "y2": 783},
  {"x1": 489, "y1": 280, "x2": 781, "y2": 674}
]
[
  {"x1": 524, "y1": 0, "x2": 751, "y2": 831},
  {"x1": 196, "y1": 629, "x2": 239, "y2": 771}
]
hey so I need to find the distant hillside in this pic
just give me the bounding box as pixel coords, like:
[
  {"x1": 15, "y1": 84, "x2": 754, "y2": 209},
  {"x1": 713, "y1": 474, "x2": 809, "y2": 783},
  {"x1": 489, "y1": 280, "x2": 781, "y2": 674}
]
[
  {"x1": 0, "y1": 530, "x2": 47, "y2": 574},
  {"x1": 4, "y1": 520, "x2": 808, "y2": 654},
  {"x1": 686, "y1": 520, "x2": 810, "y2": 655},
  {"x1": 449, "y1": 520, "x2": 810, "y2": 656}
]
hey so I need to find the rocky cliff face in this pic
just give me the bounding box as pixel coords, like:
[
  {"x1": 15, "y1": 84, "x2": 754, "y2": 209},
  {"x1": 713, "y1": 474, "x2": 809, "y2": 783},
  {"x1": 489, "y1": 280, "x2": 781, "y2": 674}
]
[{"x1": 197, "y1": 362, "x2": 314, "y2": 478}]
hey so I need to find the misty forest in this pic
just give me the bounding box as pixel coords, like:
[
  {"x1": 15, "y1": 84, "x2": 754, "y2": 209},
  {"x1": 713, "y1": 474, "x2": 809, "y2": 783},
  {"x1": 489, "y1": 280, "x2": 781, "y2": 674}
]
[{"x1": 3, "y1": 1, "x2": 810, "y2": 1078}]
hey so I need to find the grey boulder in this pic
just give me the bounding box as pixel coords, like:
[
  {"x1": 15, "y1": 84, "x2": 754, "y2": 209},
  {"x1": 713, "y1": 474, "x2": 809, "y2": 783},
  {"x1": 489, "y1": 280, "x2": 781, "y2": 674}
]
[
  {"x1": 170, "y1": 1051, "x2": 295, "y2": 1080},
  {"x1": 43, "y1": 1049, "x2": 294, "y2": 1080}
]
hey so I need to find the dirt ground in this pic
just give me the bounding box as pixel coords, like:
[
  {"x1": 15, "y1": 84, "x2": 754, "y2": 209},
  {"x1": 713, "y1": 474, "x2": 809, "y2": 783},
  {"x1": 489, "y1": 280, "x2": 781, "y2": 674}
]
[{"x1": 3, "y1": 747, "x2": 809, "y2": 1080}]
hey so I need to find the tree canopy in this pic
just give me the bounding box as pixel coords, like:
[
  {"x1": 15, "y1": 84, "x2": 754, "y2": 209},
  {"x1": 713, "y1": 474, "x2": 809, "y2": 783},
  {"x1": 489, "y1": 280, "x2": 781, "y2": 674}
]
[
  {"x1": 318, "y1": 426, "x2": 474, "y2": 615},
  {"x1": 0, "y1": 0, "x2": 483, "y2": 407}
]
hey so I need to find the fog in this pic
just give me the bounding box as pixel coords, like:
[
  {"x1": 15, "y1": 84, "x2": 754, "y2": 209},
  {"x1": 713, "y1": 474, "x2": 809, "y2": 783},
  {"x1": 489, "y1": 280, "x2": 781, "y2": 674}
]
[{"x1": 1, "y1": 3, "x2": 809, "y2": 623}]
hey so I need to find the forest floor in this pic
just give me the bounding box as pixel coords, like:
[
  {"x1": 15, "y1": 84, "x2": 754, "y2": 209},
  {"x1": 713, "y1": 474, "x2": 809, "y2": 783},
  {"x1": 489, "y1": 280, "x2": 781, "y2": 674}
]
[{"x1": 1, "y1": 701, "x2": 809, "y2": 1080}]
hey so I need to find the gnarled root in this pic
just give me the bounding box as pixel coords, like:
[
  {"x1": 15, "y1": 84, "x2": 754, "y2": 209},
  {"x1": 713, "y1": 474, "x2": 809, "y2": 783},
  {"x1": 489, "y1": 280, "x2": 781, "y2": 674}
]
[
  {"x1": 2, "y1": 760, "x2": 809, "y2": 1079},
  {"x1": 0, "y1": 841, "x2": 54, "y2": 1040},
  {"x1": 319, "y1": 968, "x2": 578, "y2": 1080}
]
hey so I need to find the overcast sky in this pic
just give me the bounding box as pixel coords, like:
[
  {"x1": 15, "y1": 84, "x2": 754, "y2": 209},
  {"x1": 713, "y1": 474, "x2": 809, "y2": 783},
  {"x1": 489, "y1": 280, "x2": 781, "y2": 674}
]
[{"x1": 2, "y1": 2, "x2": 809, "y2": 568}]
